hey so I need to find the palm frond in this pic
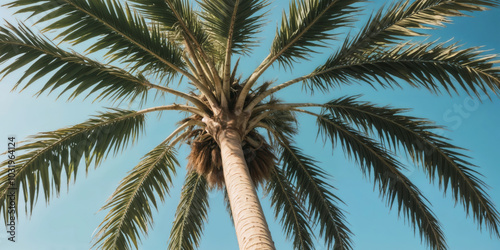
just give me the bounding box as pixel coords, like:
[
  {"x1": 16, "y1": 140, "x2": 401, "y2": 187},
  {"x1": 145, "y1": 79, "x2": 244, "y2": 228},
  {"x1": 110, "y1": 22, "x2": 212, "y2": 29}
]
[
  {"x1": 93, "y1": 141, "x2": 179, "y2": 250},
  {"x1": 0, "y1": 109, "x2": 145, "y2": 222},
  {"x1": 130, "y1": 0, "x2": 208, "y2": 49},
  {"x1": 251, "y1": 107, "x2": 298, "y2": 138},
  {"x1": 5, "y1": 0, "x2": 186, "y2": 77},
  {"x1": 199, "y1": 0, "x2": 269, "y2": 98},
  {"x1": 307, "y1": 41, "x2": 500, "y2": 96},
  {"x1": 324, "y1": 95, "x2": 500, "y2": 237},
  {"x1": 168, "y1": 171, "x2": 209, "y2": 250},
  {"x1": 238, "y1": 0, "x2": 360, "y2": 111},
  {"x1": 315, "y1": 113, "x2": 446, "y2": 250},
  {"x1": 199, "y1": 0, "x2": 269, "y2": 55},
  {"x1": 272, "y1": 132, "x2": 352, "y2": 250},
  {"x1": 332, "y1": 0, "x2": 498, "y2": 63},
  {"x1": 266, "y1": 166, "x2": 315, "y2": 250},
  {"x1": 270, "y1": 0, "x2": 360, "y2": 68},
  {"x1": 0, "y1": 22, "x2": 149, "y2": 103},
  {"x1": 129, "y1": 0, "x2": 221, "y2": 91}
]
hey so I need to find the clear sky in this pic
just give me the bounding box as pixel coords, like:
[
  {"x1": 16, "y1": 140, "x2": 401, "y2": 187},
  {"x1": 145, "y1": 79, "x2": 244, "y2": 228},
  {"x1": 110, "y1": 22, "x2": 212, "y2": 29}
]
[{"x1": 1, "y1": 0, "x2": 500, "y2": 249}]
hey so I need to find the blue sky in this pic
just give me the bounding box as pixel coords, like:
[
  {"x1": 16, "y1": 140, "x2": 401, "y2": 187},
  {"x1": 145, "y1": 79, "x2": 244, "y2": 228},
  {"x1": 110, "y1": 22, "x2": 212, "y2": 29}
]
[{"x1": 1, "y1": 0, "x2": 500, "y2": 249}]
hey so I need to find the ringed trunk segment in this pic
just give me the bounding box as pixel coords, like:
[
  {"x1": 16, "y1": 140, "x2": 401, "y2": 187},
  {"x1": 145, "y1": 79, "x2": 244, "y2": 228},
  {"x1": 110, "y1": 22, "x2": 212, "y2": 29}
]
[{"x1": 217, "y1": 128, "x2": 275, "y2": 250}]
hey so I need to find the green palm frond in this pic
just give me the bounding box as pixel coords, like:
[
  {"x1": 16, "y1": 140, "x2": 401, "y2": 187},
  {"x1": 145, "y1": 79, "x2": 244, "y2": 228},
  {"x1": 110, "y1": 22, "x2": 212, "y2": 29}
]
[
  {"x1": 324, "y1": 95, "x2": 500, "y2": 236},
  {"x1": 130, "y1": 0, "x2": 208, "y2": 48},
  {"x1": 168, "y1": 171, "x2": 209, "y2": 250},
  {"x1": 1, "y1": 0, "x2": 499, "y2": 249},
  {"x1": 238, "y1": 0, "x2": 361, "y2": 110},
  {"x1": 273, "y1": 133, "x2": 352, "y2": 250},
  {"x1": 252, "y1": 106, "x2": 298, "y2": 138},
  {"x1": 93, "y1": 141, "x2": 179, "y2": 250},
  {"x1": 315, "y1": 113, "x2": 446, "y2": 249},
  {"x1": 266, "y1": 166, "x2": 314, "y2": 250},
  {"x1": 333, "y1": 0, "x2": 498, "y2": 63},
  {"x1": 307, "y1": 41, "x2": 500, "y2": 95},
  {"x1": 0, "y1": 22, "x2": 150, "y2": 102},
  {"x1": 0, "y1": 109, "x2": 145, "y2": 221},
  {"x1": 199, "y1": 0, "x2": 269, "y2": 55},
  {"x1": 6, "y1": 0, "x2": 185, "y2": 77},
  {"x1": 129, "y1": 0, "x2": 221, "y2": 93},
  {"x1": 270, "y1": 0, "x2": 360, "y2": 67}
]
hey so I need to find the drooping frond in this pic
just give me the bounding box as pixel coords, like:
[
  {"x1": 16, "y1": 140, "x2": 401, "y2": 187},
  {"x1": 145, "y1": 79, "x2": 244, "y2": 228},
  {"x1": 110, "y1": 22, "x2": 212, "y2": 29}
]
[
  {"x1": 168, "y1": 171, "x2": 209, "y2": 250},
  {"x1": 199, "y1": 0, "x2": 269, "y2": 55},
  {"x1": 307, "y1": 41, "x2": 500, "y2": 96},
  {"x1": 324, "y1": 96, "x2": 500, "y2": 237},
  {"x1": 266, "y1": 166, "x2": 315, "y2": 250},
  {"x1": 333, "y1": 0, "x2": 499, "y2": 64},
  {"x1": 93, "y1": 141, "x2": 179, "y2": 250},
  {"x1": 315, "y1": 113, "x2": 446, "y2": 249},
  {"x1": 6, "y1": 0, "x2": 186, "y2": 77},
  {"x1": 0, "y1": 22, "x2": 148, "y2": 102},
  {"x1": 0, "y1": 109, "x2": 145, "y2": 221},
  {"x1": 269, "y1": 0, "x2": 360, "y2": 67},
  {"x1": 272, "y1": 132, "x2": 352, "y2": 250}
]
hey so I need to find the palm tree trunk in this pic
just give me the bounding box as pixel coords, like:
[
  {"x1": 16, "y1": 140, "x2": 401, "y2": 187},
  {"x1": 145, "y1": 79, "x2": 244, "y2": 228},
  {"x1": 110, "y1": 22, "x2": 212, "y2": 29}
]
[{"x1": 218, "y1": 128, "x2": 275, "y2": 250}]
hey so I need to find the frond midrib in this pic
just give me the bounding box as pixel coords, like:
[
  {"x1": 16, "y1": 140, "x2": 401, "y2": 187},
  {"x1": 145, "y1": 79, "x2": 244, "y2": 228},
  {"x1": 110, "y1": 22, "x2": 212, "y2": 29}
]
[
  {"x1": 172, "y1": 173, "x2": 204, "y2": 249},
  {"x1": 338, "y1": 0, "x2": 460, "y2": 60},
  {"x1": 107, "y1": 143, "x2": 173, "y2": 247},
  {"x1": 269, "y1": 0, "x2": 342, "y2": 66},
  {"x1": 317, "y1": 58, "x2": 500, "y2": 85},
  {"x1": 239, "y1": 0, "x2": 345, "y2": 111},
  {"x1": 0, "y1": 111, "x2": 144, "y2": 199},
  {"x1": 2, "y1": 38, "x2": 210, "y2": 109},
  {"x1": 58, "y1": 0, "x2": 191, "y2": 79},
  {"x1": 3, "y1": 40, "x2": 149, "y2": 89},
  {"x1": 222, "y1": 0, "x2": 240, "y2": 97},
  {"x1": 162, "y1": 0, "x2": 220, "y2": 90}
]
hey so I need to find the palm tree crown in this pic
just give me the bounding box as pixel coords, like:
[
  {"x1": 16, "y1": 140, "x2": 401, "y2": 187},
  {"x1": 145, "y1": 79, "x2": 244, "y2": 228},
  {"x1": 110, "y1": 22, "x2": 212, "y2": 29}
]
[{"x1": 1, "y1": 0, "x2": 500, "y2": 249}]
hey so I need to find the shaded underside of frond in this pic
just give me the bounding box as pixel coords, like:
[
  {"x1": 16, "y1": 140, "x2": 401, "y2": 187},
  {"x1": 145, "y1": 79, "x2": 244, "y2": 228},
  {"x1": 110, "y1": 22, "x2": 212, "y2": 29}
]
[
  {"x1": 324, "y1": 96, "x2": 500, "y2": 237},
  {"x1": 331, "y1": 0, "x2": 498, "y2": 65},
  {"x1": 0, "y1": 0, "x2": 499, "y2": 249},
  {"x1": 6, "y1": 0, "x2": 185, "y2": 77},
  {"x1": 93, "y1": 142, "x2": 179, "y2": 250},
  {"x1": 199, "y1": 0, "x2": 269, "y2": 55},
  {"x1": 0, "y1": 22, "x2": 149, "y2": 103},
  {"x1": 130, "y1": 0, "x2": 209, "y2": 47},
  {"x1": 272, "y1": 132, "x2": 352, "y2": 250},
  {"x1": 307, "y1": 41, "x2": 500, "y2": 96},
  {"x1": 315, "y1": 114, "x2": 446, "y2": 249},
  {"x1": 0, "y1": 109, "x2": 145, "y2": 222},
  {"x1": 266, "y1": 166, "x2": 315, "y2": 250},
  {"x1": 271, "y1": 0, "x2": 361, "y2": 67},
  {"x1": 168, "y1": 171, "x2": 209, "y2": 250}
]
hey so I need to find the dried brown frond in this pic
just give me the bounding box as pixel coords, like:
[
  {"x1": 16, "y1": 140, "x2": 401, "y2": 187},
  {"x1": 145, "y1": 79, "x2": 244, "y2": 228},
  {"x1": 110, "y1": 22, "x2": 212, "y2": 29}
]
[{"x1": 187, "y1": 131, "x2": 275, "y2": 189}]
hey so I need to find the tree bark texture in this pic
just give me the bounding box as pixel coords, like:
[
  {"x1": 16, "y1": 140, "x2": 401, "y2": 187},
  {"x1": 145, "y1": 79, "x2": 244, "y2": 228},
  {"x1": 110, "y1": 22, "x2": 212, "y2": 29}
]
[{"x1": 218, "y1": 128, "x2": 275, "y2": 250}]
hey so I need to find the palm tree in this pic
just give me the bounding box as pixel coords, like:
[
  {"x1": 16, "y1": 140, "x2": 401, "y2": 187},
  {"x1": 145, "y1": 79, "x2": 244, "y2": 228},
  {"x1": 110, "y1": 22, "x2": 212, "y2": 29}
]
[{"x1": 1, "y1": 0, "x2": 500, "y2": 249}]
